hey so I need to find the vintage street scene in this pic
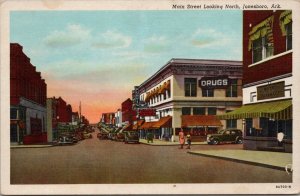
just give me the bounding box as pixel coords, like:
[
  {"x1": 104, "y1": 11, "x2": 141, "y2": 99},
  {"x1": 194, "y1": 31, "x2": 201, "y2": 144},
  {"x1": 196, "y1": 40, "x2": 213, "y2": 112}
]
[{"x1": 8, "y1": 7, "x2": 293, "y2": 187}]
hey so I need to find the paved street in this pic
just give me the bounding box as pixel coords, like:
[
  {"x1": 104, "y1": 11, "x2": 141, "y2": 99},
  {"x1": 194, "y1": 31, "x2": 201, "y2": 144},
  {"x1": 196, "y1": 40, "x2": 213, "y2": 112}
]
[{"x1": 11, "y1": 131, "x2": 292, "y2": 184}]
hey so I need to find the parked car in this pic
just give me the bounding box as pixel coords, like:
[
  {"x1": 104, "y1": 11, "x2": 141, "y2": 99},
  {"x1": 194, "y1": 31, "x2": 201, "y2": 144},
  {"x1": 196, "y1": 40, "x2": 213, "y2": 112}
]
[
  {"x1": 97, "y1": 132, "x2": 109, "y2": 140},
  {"x1": 124, "y1": 131, "x2": 139, "y2": 144},
  {"x1": 207, "y1": 128, "x2": 243, "y2": 145},
  {"x1": 58, "y1": 135, "x2": 74, "y2": 145},
  {"x1": 115, "y1": 131, "x2": 125, "y2": 142},
  {"x1": 83, "y1": 131, "x2": 92, "y2": 139}
]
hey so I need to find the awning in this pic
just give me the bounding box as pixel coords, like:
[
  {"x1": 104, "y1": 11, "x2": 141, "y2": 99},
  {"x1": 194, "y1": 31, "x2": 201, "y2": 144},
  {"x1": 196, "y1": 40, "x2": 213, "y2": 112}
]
[
  {"x1": 151, "y1": 116, "x2": 172, "y2": 129},
  {"x1": 132, "y1": 120, "x2": 145, "y2": 130},
  {"x1": 218, "y1": 99, "x2": 292, "y2": 120},
  {"x1": 248, "y1": 15, "x2": 274, "y2": 51},
  {"x1": 181, "y1": 115, "x2": 222, "y2": 127},
  {"x1": 279, "y1": 10, "x2": 292, "y2": 36},
  {"x1": 139, "y1": 122, "x2": 156, "y2": 130}
]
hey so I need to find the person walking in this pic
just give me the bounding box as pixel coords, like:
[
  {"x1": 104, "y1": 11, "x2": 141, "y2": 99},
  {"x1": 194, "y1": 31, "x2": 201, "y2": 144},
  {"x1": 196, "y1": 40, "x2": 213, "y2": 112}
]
[
  {"x1": 186, "y1": 132, "x2": 191, "y2": 149},
  {"x1": 178, "y1": 128, "x2": 185, "y2": 149}
]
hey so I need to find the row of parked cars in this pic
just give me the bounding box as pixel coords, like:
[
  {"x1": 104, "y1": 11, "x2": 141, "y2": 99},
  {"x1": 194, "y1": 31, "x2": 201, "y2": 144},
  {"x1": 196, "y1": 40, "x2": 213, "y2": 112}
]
[
  {"x1": 57, "y1": 126, "x2": 95, "y2": 145},
  {"x1": 97, "y1": 124, "x2": 140, "y2": 144}
]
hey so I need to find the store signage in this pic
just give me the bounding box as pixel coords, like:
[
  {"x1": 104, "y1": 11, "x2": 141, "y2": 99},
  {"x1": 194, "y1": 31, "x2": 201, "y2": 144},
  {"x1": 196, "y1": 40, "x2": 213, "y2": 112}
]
[
  {"x1": 139, "y1": 109, "x2": 156, "y2": 117},
  {"x1": 199, "y1": 76, "x2": 229, "y2": 89},
  {"x1": 257, "y1": 81, "x2": 285, "y2": 100}
]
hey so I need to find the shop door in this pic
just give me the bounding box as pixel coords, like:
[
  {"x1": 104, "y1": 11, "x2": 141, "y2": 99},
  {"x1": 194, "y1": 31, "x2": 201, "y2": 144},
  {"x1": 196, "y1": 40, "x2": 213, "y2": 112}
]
[{"x1": 10, "y1": 124, "x2": 18, "y2": 142}]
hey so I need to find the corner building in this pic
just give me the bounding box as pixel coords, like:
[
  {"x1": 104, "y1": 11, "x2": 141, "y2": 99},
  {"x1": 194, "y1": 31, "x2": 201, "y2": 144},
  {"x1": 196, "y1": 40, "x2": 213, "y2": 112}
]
[
  {"x1": 137, "y1": 58, "x2": 243, "y2": 142},
  {"x1": 220, "y1": 10, "x2": 293, "y2": 152}
]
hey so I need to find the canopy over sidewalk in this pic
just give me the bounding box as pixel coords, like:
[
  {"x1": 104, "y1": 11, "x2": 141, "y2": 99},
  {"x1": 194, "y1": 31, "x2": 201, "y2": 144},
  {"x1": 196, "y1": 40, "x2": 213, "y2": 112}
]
[{"x1": 218, "y1": 99, "x2": 292, "y2": 120}]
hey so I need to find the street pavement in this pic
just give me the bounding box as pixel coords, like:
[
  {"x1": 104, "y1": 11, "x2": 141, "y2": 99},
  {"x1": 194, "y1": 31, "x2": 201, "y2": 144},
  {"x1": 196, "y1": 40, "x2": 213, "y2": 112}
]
[{"x1": 10, "y1": 131, "x2": 292, "y2": 184}]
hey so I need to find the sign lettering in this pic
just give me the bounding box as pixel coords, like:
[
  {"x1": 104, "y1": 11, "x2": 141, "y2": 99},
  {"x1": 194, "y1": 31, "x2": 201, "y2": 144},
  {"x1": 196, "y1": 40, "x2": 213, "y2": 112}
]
[
  {"x1": 199, "y1": 76, "x2": 229, "y2": 89},
  {"x1": 257, "y1": 81, "x2": 285, "y2": 100}
]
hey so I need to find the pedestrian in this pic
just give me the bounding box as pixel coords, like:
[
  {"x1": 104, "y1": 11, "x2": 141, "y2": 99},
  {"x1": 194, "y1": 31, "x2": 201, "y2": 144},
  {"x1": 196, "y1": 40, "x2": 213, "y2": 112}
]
[
  {"x1": 186, "y1": 132, "x2": 191, "y2": 149},
  {"x1": 178, "y1": 128, "x2": 185, "y2": 149}
]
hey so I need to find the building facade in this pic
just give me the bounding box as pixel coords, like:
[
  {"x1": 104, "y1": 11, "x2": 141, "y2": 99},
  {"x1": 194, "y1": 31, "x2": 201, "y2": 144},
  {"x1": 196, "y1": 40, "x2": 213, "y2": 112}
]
[
  {"x1": 10, "y1": 43, "x2": 47, "y2": 144},
  {"x1": 137, "y1": 58, "x2": 243, "y2": 142},
  {"x1": 121, "y1": 98, "x2": 136, "y2": 125},
  {"x1": 220, "y1": 10, "x2": 293, "y2": 152}
]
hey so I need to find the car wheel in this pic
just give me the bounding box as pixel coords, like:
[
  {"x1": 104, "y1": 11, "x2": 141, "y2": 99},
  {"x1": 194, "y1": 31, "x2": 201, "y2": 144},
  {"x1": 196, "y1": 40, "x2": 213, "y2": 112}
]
[
  {"x1": 236, "y1": 138, "x2": 243, "y2": 144},
  {"x1": 212, "y1": 139, "x2": 219, "y2": 145}
]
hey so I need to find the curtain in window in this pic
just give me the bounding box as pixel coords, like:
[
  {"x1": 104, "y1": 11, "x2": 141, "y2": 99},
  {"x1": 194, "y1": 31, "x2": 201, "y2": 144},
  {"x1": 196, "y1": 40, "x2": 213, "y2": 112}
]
[
  {"x1": 279, "y1": 10, "x2": 292, "y2": 36},
  {"x1": 248, "y1": 16, "x2": 274, "y2": 51}
]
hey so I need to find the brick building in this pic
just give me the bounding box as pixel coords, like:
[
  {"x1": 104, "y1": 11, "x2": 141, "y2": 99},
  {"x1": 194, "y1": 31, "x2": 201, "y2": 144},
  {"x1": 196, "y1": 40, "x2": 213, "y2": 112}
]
[
  {"x1": 121, "y1": 98, "x2": 136, "y2": 125},
  {"x1": 10, "y1": 43, "x2": 47, "y2": 144},
  {"x1": 220, "y1": 10, "x2": 293, "y2": 152}
]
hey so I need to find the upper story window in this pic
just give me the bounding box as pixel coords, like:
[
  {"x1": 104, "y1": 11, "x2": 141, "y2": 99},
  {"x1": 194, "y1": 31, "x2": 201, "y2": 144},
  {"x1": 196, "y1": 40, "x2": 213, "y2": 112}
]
[
  {"x1": 182, "y1": 107, "x2": 191, "y2": 115},
  {"x1": 226, "y1": 79, "x2": 238, "y2": 97},
  {"x1": 248, "y1": 16, "x2": 274, "y2": 64},
  {"x1": 279, "y1": 10, "x2": 292, "y2": 51},
  {"x1": 202, "y1": 89, "x2": 214, "y2": 97},
  {"x1": 193, "y1": 107, "x2": 205, "y2": 115},
  {"x1": 184, "y1": 78, "x2": 197, "y2": 97}
]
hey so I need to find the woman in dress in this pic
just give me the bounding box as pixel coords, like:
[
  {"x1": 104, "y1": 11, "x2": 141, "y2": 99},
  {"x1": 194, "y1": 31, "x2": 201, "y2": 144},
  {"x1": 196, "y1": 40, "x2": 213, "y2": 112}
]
[{"x1": 178, "y1": 128, "x2": 185, "y2": 149}]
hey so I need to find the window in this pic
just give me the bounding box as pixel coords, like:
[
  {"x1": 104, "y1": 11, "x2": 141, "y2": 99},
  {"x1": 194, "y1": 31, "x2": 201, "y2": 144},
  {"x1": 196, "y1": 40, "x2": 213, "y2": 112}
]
[
  {"x1": 10, "y1": 108, "x2": 18, "y2": 119},
  {"x1": 182, "y1": 107, "x2": 191, "y2": 115},
  {"x1": 184, "y1": 78, "x2": 197, "y2": 97},
  {"x1": 226, "y1": 79, "x2": 238, "y2": 97},
  {"x1": 286, "y1": 22, "x2": 292, "y2": 50},
  {"x1": 207, "y1": 107, "x2": 217, "y2": 115},
  {"x1": 202, "y1": 89, "x2": 214, "y2": 97},
  {"x1": 226, "y1": 119, "x2": 237, "y2": 128},
  {"x1": 252, "y1": 36, "x2": 274, "y2": 63},
  {"x1": 193, "y1": 107, "x2": 205, "y2": 115}
]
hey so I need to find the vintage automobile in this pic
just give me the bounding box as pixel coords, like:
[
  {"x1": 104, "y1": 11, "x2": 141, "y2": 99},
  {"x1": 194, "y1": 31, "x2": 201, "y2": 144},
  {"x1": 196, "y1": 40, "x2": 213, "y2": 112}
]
[
  {"x1": 124, "y1": 131, "x2": 139, "y2": 144},
  {"x1": 207, "y1": 128, "x2": 243, "y2": 145},
  {"x1": 58, "y1": 135, "x2": 74, "y2": 145},
  {"x1": 97, "y1": 132, "x2": 109, "y2": 140},
  {"x1": 115, "y1": 131, "x2": 125, "y2": 142},
  {"x1": 83, "y1": 131, "x2": 92, "y2": 139}
]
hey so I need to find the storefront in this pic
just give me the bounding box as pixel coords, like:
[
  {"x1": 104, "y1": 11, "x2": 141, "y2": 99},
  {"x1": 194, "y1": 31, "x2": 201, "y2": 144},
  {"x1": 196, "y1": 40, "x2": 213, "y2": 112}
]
[
  {"x1": 219, "y1": 99, "x2": 292, "y2": 152},
  {"x1": 181, "y1": 115, "x2": 222, "y2": 142}
]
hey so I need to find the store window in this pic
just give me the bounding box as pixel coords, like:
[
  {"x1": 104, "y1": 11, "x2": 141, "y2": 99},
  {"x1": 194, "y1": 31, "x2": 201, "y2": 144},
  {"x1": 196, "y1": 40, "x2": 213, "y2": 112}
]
[
  {"x1": 226, "y1": 119, "x2": 237, "y2": 128},
  {"x1": 202, "y1": 89, "x2": 214, "y2": 97},
  {"x1": 207, "y1": 107, "x2": 217, "y2": 115},
  {"x1": 193, "y1": 107, "x2": 205, "y2": 115},
  {"x1": 226, "y1": 79, "x2": 238, "y2": 97},
  {"x1": 182, "y1": 107, "x2": 191, "y2": 115},
  {"x1": 184, "y1": 78, "x2": 197, "y2": 97},
  {"x1": 10, "y1": 108, "x2": 18, "y2": 119}
]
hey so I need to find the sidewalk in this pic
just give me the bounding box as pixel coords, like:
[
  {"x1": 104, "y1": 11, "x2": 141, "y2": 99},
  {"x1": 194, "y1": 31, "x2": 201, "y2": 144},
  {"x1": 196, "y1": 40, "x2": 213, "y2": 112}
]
[
  {"x1": 11, "y1": 143, "x2": 55, "y2": 148},
  {"x1": 139, "y1": 139, "x2": 206, "y2": 146},
  {"x1": 188, "y1": 149, "x2": 292, "y2": 171}
]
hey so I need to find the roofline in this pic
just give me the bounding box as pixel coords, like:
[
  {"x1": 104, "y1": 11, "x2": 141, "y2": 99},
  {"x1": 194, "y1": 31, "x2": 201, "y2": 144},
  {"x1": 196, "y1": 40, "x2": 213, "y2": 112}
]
[{"x1": 138, "y1": 58, "x2": 242, "y2": 89}]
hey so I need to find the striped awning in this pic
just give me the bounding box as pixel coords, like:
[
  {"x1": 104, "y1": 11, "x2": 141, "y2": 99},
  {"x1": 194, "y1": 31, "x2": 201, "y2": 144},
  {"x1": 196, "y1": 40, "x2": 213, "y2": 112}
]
[
  {"x1": 218, "y1": 99, "x2": 292, "y2": 120},
  {"x1": 139, "y1": 121, "x2": 156, "y2": 130},
  {"x1": 182, "y1": 115, "x2": 222, "y2": 127},
  {"x1": 151, "y1": 116, "x2": 172, "y2": 129}
]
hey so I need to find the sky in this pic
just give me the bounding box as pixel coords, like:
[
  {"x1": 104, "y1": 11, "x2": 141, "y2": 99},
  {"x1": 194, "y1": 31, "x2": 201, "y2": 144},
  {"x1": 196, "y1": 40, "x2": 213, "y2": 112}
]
[{"x1": 10, "y1": 11, "x2": 242, "y2": 123}]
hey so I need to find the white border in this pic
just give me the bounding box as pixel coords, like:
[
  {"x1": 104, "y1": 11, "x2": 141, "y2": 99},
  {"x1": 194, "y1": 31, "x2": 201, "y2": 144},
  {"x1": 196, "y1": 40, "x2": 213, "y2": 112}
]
[{"x1": 1, "y1": 0, "x2": 300, "y2": 195}]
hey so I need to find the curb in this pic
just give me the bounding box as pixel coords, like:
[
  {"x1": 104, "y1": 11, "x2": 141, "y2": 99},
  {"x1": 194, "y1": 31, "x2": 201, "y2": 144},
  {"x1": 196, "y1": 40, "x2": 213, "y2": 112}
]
[
  {"x1": 187, "y1": 151, "x2": 286, "y2": 171},
  {"x1": 11, "y1": 145, "x2": 55, "y2": 149}
]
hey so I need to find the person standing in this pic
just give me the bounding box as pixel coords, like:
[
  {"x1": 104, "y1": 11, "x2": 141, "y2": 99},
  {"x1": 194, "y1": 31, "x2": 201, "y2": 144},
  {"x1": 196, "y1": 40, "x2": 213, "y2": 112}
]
[
  {"x1": 178, "y1": 128, "x2": 185, "y2": 149},
  {"x1": 186, "y1": 132, "x2": 191, "y2": 149}
]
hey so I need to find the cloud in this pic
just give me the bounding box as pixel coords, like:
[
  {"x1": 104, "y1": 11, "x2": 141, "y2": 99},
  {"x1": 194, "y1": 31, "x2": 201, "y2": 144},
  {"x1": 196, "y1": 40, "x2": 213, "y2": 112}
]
[
  {"x1": 44, "y1": 24, "x2": 91, "y2": 48},
  {"x1": 143, "y1": 35, "x2": 169, "y2": 53},
  {"x1": 92, "y1": 30, "x2": 132, "y2": 49},
  {"x1": 190, "y1": 28, "x2": 230, "y2": 48}
]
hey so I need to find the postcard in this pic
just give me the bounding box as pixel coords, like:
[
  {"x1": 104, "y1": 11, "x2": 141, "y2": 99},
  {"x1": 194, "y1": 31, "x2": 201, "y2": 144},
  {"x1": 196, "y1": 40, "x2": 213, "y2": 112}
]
[{"x1": 1, "y1": 0, "x2": 299, "y2": 194}]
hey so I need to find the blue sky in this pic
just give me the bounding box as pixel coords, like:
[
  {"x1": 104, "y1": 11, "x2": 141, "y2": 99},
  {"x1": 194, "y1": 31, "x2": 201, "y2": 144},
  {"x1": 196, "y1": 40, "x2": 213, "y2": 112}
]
[{"x1": 10, "y1": 11, "x2": 242, "y2": 122}]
